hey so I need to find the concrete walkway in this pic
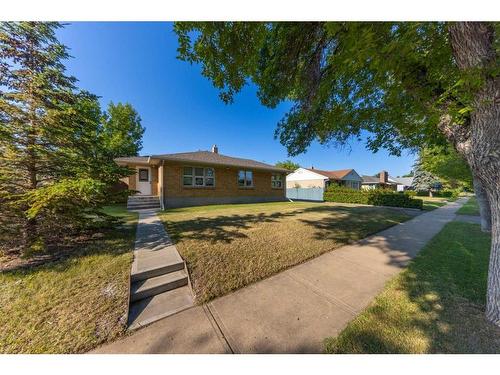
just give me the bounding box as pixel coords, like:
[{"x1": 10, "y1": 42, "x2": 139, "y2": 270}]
[{"x1": 92, "y1": 198, "x2": 467, "y2": 354}]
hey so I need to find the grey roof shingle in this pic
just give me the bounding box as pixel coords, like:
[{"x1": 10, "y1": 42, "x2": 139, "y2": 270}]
[
  {"x1": 151, "y1": 151, "x2": 289, "y2": 173},
  {"x1": 114, "y1": 156, "x2": 150, "y2": 164},
  {"x1": 361, "y1": 175, "x2": 381, "y2": 184},
  {"x1": 391, "y1": 177, "x2": 414, "y2": 186}
]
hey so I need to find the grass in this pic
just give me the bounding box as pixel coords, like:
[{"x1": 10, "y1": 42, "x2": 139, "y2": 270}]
[
  {"x1": 457, "y1": 196, "x2": 480, "y2": 216},
  {"x1": 0, "y1": 205, "x2": 138, "y2": 354},
  {"x1": 324, "y1": 221, "x2": 500, "y2": 353},
  {"x1": 159, "y1": 201, "x2": 414, "y2": 303},
  {"x1": 418, "y1": 196, "x2": 451, "y2": 211}
]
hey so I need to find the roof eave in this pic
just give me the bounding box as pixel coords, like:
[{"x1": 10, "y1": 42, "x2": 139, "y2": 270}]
[{"x1": 155, "y1": 156, "x2": 289, "y2": 173}]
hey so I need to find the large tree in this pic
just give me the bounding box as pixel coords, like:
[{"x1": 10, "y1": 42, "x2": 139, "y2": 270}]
[
  {"x1": 101, "y1": 102, "x2": 144, "y2": 158},
  {"x1": 174, "y1": 22, "x2": 500, "y2": 325},
  {"x1": 0, "y1": 22, "x2": 81, "y2": 250},
  {"x1": 0, "y1": 22, "x2": 140, "y2": 254}
]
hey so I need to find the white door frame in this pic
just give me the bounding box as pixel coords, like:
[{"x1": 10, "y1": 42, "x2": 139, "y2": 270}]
[{"x1": 136, "y1": 166, "x2": 152, "y2": 195}]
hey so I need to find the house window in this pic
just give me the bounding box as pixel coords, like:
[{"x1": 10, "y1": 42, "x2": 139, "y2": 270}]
[
  {"x1": 271, "y1": 174, "x2": 283, "y2": 188},
  {"x1": 238, "y1": 170, "x2": 253, "y2": 187},
  {"x1": 138, "y1": 168, "x2": 149, "y2": 182},
  {"x1": 183, "y1": 167, "x2": 215, "y2": 187}
]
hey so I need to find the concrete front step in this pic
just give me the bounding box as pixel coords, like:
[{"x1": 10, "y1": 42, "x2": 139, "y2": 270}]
[
  {"x1": 131, "y1": 258, "x2": 185, "y2": 282},
  {"x1": 128, "y1": 285, "x2": 195, "y2": 330},
  {"x1": 127, "y1": 196, "x2": 161, "y2": 210},
  {"x1": 131, "y1": 269, "x2": 189, "y2": 302},
  {"x1": 128, "y1": 199, "x2": 160, "y2": 204},
  {"x1": 127, "y1": 204, "x2": 161, "y2": 210}
]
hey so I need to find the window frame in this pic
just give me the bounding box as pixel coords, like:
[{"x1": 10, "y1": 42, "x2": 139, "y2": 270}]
[
  {"x1": 238, "y1": 170, "x2": 254, "y2": 188},
  {"x1": 138, "y1": 168, "x2": 149, "y2": 182},
  {"x1": 271, "y1": 173, "x2": 283, "y2": 189},
  {"x1": 182, "y1": 166, "x2": 216, "y2": 188}
]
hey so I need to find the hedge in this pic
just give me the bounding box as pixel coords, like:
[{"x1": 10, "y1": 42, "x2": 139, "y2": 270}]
[
  {"x1": 416, "y1": 189, "x2": 460, "y2": 199},
  {"x1": 324, "y1": 187, "x2": 423, "y2": 209}
]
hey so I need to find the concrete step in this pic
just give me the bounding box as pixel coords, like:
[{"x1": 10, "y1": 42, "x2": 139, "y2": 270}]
[
  {"x1": 127, "y1": 204, "x2": 161, "y2": 210},
  {"x1": 128, "y1": 198, "x2": 160, "y2": 203},
  {"x1": 128, "y1": 285, "x2": 195, "y2": 330},
  {"x1": 131, "y1": 269, "x2": 188, "y2": 302},
  {"x1": 131, "y1": 258, "x2": 185, "y2": 282}
]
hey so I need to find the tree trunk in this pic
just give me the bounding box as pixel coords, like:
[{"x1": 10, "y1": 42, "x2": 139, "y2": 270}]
[
  {"x1": 448, "y1": 22, "x2": 500, "y2": 326},
  {"x1": 473, "y1": 174, "x2": 492, "y2": 232},
  {"x1": 486, "y1": 193, "x2": 500, "y2": 325}
]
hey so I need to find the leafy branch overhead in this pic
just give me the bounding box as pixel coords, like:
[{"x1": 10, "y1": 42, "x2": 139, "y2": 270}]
[{"x1": 175, "y1": 22, "x2": 491, "y2": 156}]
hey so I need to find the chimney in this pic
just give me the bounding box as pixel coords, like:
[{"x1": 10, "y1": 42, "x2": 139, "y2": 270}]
[
  {"x1": 211, "y1": 144, "x2": 219, "y2": 154},
  {"x1": 311, "y1": 166, "x2": 314, "y2": 170},
  {"x1": 379, "y1": 170, "x2": 388, "y2": 184}
]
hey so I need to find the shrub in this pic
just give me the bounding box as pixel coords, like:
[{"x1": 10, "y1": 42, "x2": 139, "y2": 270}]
[
  {"x1": 324, "y1": 186, "x2": 423, "y2": 209},
  {"x1": 403, "y1": 190, "x2": 417, "y2": 197},
  {"x1": 433, "y1": 190, "x2": 460, "y2": 199},
  {"x1": 22, "y1": 178, "x2": 116, "y2": 246},
  {"x1": 416, "y1": 190, "x2": 431, "y2": 196}
]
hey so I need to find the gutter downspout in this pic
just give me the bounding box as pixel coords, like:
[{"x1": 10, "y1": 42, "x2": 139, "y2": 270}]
[{"x1": 160, "y1": 159, "x2": 165, "y2": 211}]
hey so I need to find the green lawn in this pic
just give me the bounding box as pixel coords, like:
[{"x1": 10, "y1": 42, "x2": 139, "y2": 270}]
[
  {"x1": 324, "y1": 221, "x2": 500, "y2": 353},
  {"x1": 419, "y1": 196, "x2": 451, "y2": 211},
  {"x1": 159, "y1": 201, "x2": 414, "y2": 303},
  {"x1": 0, "y1": 205, "x2": 138, "y2": 354},
  {"x1": 457, "y1": 196, "x2": 480, "y2": 216}
]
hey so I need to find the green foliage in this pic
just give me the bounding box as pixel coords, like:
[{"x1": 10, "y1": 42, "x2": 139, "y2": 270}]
[
  {"x1": 0, "y1": 22, "x2": 143, "y2": 254},
  {"x1": 403, "y1": 190, "x2": 417, "y2": 197},
  {"x1": 420, "y1": 144, "x2": 473, "y2": 190},
  {"x1": 411, "y1": 155, "x2": 442, "y2": 192},
  {"x1": 174, "y1": 22, "x2": 480, "y2": 156},
  {"x1": 275, "y1": 160, "x2": 300, "y2": 171},
  {"x1": 324, "y1": 186, "x2": 423, "y2": 209},
  {"x1": 21, "y1": 178, "x2": 115, "y2": 242},
  {"x1": 101, "y1": 102, "x2": 145, "y2": 158}
]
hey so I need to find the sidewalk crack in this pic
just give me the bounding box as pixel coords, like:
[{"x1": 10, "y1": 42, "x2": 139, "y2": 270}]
[{"x1": 203, "y1": 304, "x2": 235, "y2": 354}]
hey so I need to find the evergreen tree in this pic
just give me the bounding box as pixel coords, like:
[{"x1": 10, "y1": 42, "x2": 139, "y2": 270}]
[
  {"x1": 0, "y1": 22, "x2": 118, "y2": 253},
  {"x1": 411, "y1": 156, "x2": 441, "y2": 196}
]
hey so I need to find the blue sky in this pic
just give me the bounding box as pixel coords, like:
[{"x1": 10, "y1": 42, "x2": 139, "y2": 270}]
[{"x1": 57, "y1": 22, "x2": 416, "y2": 177}]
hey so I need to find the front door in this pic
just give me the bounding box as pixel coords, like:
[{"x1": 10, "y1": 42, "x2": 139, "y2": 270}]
[{"x1": 136, "y1": 167, "x2": 152, "y2": 195}]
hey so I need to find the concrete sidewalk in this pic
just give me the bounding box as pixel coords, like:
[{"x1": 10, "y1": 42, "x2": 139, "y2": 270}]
[{"x1": 92, "y1": 198, "x2": 467, "y2": 354}]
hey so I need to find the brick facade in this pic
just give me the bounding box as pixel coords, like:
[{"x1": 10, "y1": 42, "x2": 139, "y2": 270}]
[
  {"x1": 162, "y1": 162, "x2": 286, "y2": 207},
  {"x1": 120, "y1": 161, "x2": 286, "y2": 208}
]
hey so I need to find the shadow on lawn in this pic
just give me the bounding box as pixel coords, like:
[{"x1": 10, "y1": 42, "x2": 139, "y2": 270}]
[
  {"x1": 163, "y1": 205, "x2": 411, "y2": 245},
  {"x1": 0, "y1": 219, "x2": 136, "y2": 274},
  {"x1": 325, "y1": 222, "x2": 500, "y2": 354}
]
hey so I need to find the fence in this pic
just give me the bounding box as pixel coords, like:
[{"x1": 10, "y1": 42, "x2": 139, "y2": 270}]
[{"x1": 286, "y1": 187, "x2": 324, "y2": 202}]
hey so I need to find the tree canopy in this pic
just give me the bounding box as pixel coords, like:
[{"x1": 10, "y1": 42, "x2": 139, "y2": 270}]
[
  {"x1": 420, "y1": 144, "x2": 473, "y2": 190},
  {"x1": 174, "y1": 22, "x2": 479, "y2": 156},
  {"x1": 275, "y1": 160, "x2": 300, "y2": 171},
  {"x1": 101, "y1": 102, "x2": 145, "y2": 158}
]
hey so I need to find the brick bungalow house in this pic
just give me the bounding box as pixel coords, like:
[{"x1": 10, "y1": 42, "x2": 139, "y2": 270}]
[{"x1": 115, "y1": 145, "x2": 289, "y2": 209}]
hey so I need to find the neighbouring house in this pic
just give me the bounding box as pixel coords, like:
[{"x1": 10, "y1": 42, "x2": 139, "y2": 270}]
[
  {"x1": 361, "y1": 170, "x2": 414, "y2": 191},
  {"x1": 286, "y1": 167, "x2": 362, "y2": 190},
  {"x1": 115, "y1": 145, "x2": 289, "y2": 209},
  {"x1": 391, "y1": 176, "x2": 414, "y2": 192}
]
